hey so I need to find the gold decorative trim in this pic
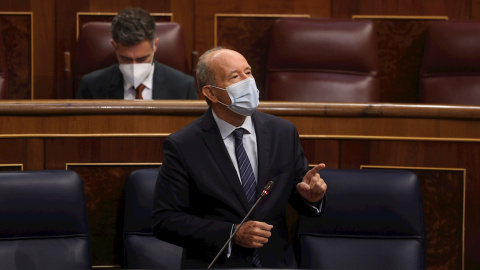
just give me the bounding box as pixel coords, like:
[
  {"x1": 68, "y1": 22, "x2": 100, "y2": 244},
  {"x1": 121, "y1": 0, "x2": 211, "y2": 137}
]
[
  {"x1": 4, "y1": 133, "x2": 480, "y2": 143},
  {"x1": 360, "y1": 164, "x2": 465, "y2": 270},
  {"x1": 215, "y1": 13, "x2": 311, "y2": 18},
  {"x1": 0, "y1": 12, "x2": 34, "y2": 100},
  {"x1": 65, "y1": 162, "x2": 162, "y2": 170},
  {"x1": 0, "y1": 133, "x2": 171, "y2": 138},
  {"x1": 0, "y1": 12, "x2": 33, "y2": 15},
  {"x1": 0, "y1": 164, "x2": 24, "y2": 170},
  {"x1": 76, "y1": 12, "x2": 174, "y2": 39},
  {"x1": 352, "y1": 15, "x2": 449, "y2": 20},
  {"x1": 360, "y1": 164, "x2": 465, "y2": 172},
  {"x1": 214, "y1": 13, "x2": 310, "y2": 46},
  {"x1": 299, "y1": 134, "x2": 480, "y2": 143}
]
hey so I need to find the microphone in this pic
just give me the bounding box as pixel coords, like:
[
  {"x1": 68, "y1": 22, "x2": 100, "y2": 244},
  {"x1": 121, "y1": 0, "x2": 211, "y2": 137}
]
[{"x1": 207, "y1": 180, "x2": 274, "y2": 269}]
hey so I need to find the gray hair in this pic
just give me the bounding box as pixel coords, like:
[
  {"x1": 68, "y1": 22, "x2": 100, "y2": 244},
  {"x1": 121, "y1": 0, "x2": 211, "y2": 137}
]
[
  {"x1": 195, "y1": 46, "x2": 228, "y2": 91},
  {"x1": 111, "y1": 7, "x2": 155, "y2": 46},
  {"x1": 196, "y1": 47, "x2": 228, "y2": 106}
]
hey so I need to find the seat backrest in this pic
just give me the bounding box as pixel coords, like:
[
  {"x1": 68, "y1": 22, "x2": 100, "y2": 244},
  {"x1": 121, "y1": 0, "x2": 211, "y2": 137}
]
[
  {"x1": 0, "y1": 170, "x2": 91, "y2": 270},
  {"x1": 0, "y1": 34, "x2": 7, "y2": 99},
  {"x1": 265, "y1": 18, "x2": 380, "y2": 102},
  {"x1": 419, "y1": 21, "x2": 480, "y2": 105},
  {"x1": 75, "y1": 21, "x2": 189, "y2": 96},
  {"x1": 297, "y1": 169, "x2": 425, "y2": 270},
  {"x1": 123, "y1": 168, "x2": 183, "y2": 269}
]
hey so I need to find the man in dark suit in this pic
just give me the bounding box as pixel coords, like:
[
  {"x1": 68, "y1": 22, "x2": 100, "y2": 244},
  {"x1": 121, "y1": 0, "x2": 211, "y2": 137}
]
[
  {"x1": 152, "y1": 47, "x2": 327, "y2": 268},
  {"x1": 76, "y1": 7, "x2": 197, "y2": 100}
]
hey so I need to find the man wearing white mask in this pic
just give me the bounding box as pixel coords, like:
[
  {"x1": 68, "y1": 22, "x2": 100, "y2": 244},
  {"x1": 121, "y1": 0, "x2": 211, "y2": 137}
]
[
  {"x1": 77, "y1": 7, "x2": 197, "y2": 100},
  {"x1": 152, "y1": 47, "x2": 327, "y2": 268}
]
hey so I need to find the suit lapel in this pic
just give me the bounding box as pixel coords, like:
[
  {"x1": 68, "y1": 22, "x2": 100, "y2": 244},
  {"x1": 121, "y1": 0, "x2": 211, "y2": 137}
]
[
  {"x1": 253, "y1": 111, "x2": 271, "y2": 196},
  {"x1": 106, "y1": 65, "x2": 124, "y2": 99},
  {"x1": 152, "y1": 62, "x2": 166, "y2": 99},
  {"x1": 251, "y1": 112, "x2": 273, "y2": 220},
  {"x1": 200, "y1": 109, "x2": 252, "y2": 214}
]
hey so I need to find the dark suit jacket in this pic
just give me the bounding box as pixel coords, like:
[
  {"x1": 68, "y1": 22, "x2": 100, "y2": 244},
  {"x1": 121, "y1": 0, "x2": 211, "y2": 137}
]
[
  {"x1": 152, "y1": 108, "x2": 324, "y2": 269},
  {"x1": 76, "y1": 61, "x2": 197, "y2": 99}
]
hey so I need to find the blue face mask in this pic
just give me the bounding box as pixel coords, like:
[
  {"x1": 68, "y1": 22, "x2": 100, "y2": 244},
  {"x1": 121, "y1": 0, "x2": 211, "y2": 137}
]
[{"x1": 211, "y1": 77, "x2": 260, "y2": 116}]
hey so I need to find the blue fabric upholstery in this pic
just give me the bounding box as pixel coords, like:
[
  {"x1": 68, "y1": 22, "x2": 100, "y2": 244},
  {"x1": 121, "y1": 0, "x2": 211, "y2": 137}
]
[
  {"x1": 296, "y1": 169, "x2": 426, "y2": 270},
  {"x1": 0, "y1": 170, "x2": 91, "y2": 270},
  {"x1": 123, "y1": 168, "x2": 183, "y2": 269}
]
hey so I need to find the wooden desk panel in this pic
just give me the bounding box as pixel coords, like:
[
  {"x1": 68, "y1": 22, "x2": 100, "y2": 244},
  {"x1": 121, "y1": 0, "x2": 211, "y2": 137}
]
[{"x1": 0, "y1": 100, "x2": 479, "y2": 269}]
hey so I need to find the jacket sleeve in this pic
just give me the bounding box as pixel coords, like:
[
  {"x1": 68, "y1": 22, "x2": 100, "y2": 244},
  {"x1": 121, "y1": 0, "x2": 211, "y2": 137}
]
[
  {"x1": 151, "y1": 137, "x2": 233, "y2": 257},
  {"x1": 287, "y1": 126, "x2": 326, "y2": 217}
]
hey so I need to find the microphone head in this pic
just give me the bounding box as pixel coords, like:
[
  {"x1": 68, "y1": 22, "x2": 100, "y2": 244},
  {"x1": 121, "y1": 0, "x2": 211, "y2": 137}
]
[{"x1": 261, "y1": 181, "x2": 274, "y2": 197}]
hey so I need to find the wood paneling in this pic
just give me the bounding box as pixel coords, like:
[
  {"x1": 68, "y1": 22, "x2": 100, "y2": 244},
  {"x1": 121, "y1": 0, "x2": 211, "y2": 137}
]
[
  {"x1": 332, "y1": 0, "x2": 470, "y2": 19},
  {"x1": 472, "y1": 0, "x2": 480, "y2": 19},
  {"x1": 416, "y1": 168, "x2": 464, "y2": 270},
  {"x1": 194, "y1": 0, "x2": 330, "y2": 61},
  {"x1": 46, "y1": 136, "x2": 165, "y2": 266},
  {"x1": 300, "y1": 139, "x2": 340, "y2": 168},
  {"x1": 0, "y1": 138, "x2": 44, "y2": 170},
  {"x1": 1, "y1": 100, "x2": 480, "y2": 269},
  {"x1": 46, "y1": 137, "x2": 166, "y2": 168},
  {"x1": 66, "y1": 163, "x2": 161, "y2": 266},
  {"x1": 55, "y1": 0, "x2": 88, "y2": 99},
  {"x1": 171, "y1": 0, "x2": 195, "y2": 70},
  {"x1": 31, "y1": 0, "x2": 55, "y2": 99},
  {"x1": 215, "y1": 14, "x2": 310, "y2": 100},
  {"x1": 353, "y1": 16, "x2": 448, "y2": 102},
  {"x1": 0, "y1": 13, "x2": 33, "y2": 99}
]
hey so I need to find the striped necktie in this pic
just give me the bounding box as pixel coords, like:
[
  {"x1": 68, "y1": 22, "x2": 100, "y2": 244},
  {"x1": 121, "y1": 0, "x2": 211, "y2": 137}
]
[{"x1": 232, "y1": 128, "x2": 261, "y2": 267}]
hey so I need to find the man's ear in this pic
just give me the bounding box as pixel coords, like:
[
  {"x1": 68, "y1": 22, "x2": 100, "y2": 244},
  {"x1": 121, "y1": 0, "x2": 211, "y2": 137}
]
[
  {"x1": 153, "y1": 38, "x2": 159, "y2": 52},
  {"x1": 110, "y1": 39, "x2": 116, "y2": 49},
  {"x1": 202, "y1": 85, "x2": 217, "y2": 103}
]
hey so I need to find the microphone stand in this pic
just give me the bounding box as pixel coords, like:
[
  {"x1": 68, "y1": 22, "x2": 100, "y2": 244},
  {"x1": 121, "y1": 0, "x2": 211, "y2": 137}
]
[{"x1": 207, "y1": 181, "x2": 274, "y2": 269}]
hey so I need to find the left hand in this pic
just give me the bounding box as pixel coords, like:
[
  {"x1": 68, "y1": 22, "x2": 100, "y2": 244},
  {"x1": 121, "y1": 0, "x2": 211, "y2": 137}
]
[{"x1": 296, "y1": 163, "x2": 327, "y2": 203}]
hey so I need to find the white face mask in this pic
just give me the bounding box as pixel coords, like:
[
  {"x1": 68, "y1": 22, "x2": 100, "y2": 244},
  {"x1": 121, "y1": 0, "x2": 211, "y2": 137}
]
[
  {"x1": 211, "y1": 77, "x2": 260, "y2": 116},
  {"x1": 119, "y1": 62, "x2": 153, "y2": 89}
]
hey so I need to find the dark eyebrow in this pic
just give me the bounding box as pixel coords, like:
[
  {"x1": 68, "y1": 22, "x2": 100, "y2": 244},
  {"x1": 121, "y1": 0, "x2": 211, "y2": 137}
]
[
  {"x1": 135, "y1": 56, "x2": 149, "y2": 61},
  {"x1": 120, "y1": 56, "x2": 133, "y2": 61},
  {"x1": 119, "y1": 54, "x2": 150, "y2": 62}
]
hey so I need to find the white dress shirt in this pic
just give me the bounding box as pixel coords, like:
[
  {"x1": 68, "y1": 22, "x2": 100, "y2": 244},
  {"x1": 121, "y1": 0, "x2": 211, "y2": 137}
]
[
  {"x1": 123, "y1": 64, "x2": 155, "y2": 100},
  {"x1": 212, "y1": 110, "x2": 258, "y2": 183}
]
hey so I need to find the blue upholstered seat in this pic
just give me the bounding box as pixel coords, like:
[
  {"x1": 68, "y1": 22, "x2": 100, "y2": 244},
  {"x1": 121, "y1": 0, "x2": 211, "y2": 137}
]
[
  {"x1": 0, "y1": 170, "x2": 92, "y2": 270},
  {"x1": 123, "y1": 168, "x2": 183, "y2": 269},
  {"x1": 296, "y1": 169, "x2": 426, "y2": 270}
]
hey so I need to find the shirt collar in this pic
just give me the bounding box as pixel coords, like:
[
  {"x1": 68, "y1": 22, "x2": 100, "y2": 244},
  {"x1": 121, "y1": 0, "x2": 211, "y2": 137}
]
[
  {"x1": 123, "y1": 62, "x2": 155, "y2": 91},
  {"x1": 212, "y1": 110, "x2": 254, "y2": 140}
]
